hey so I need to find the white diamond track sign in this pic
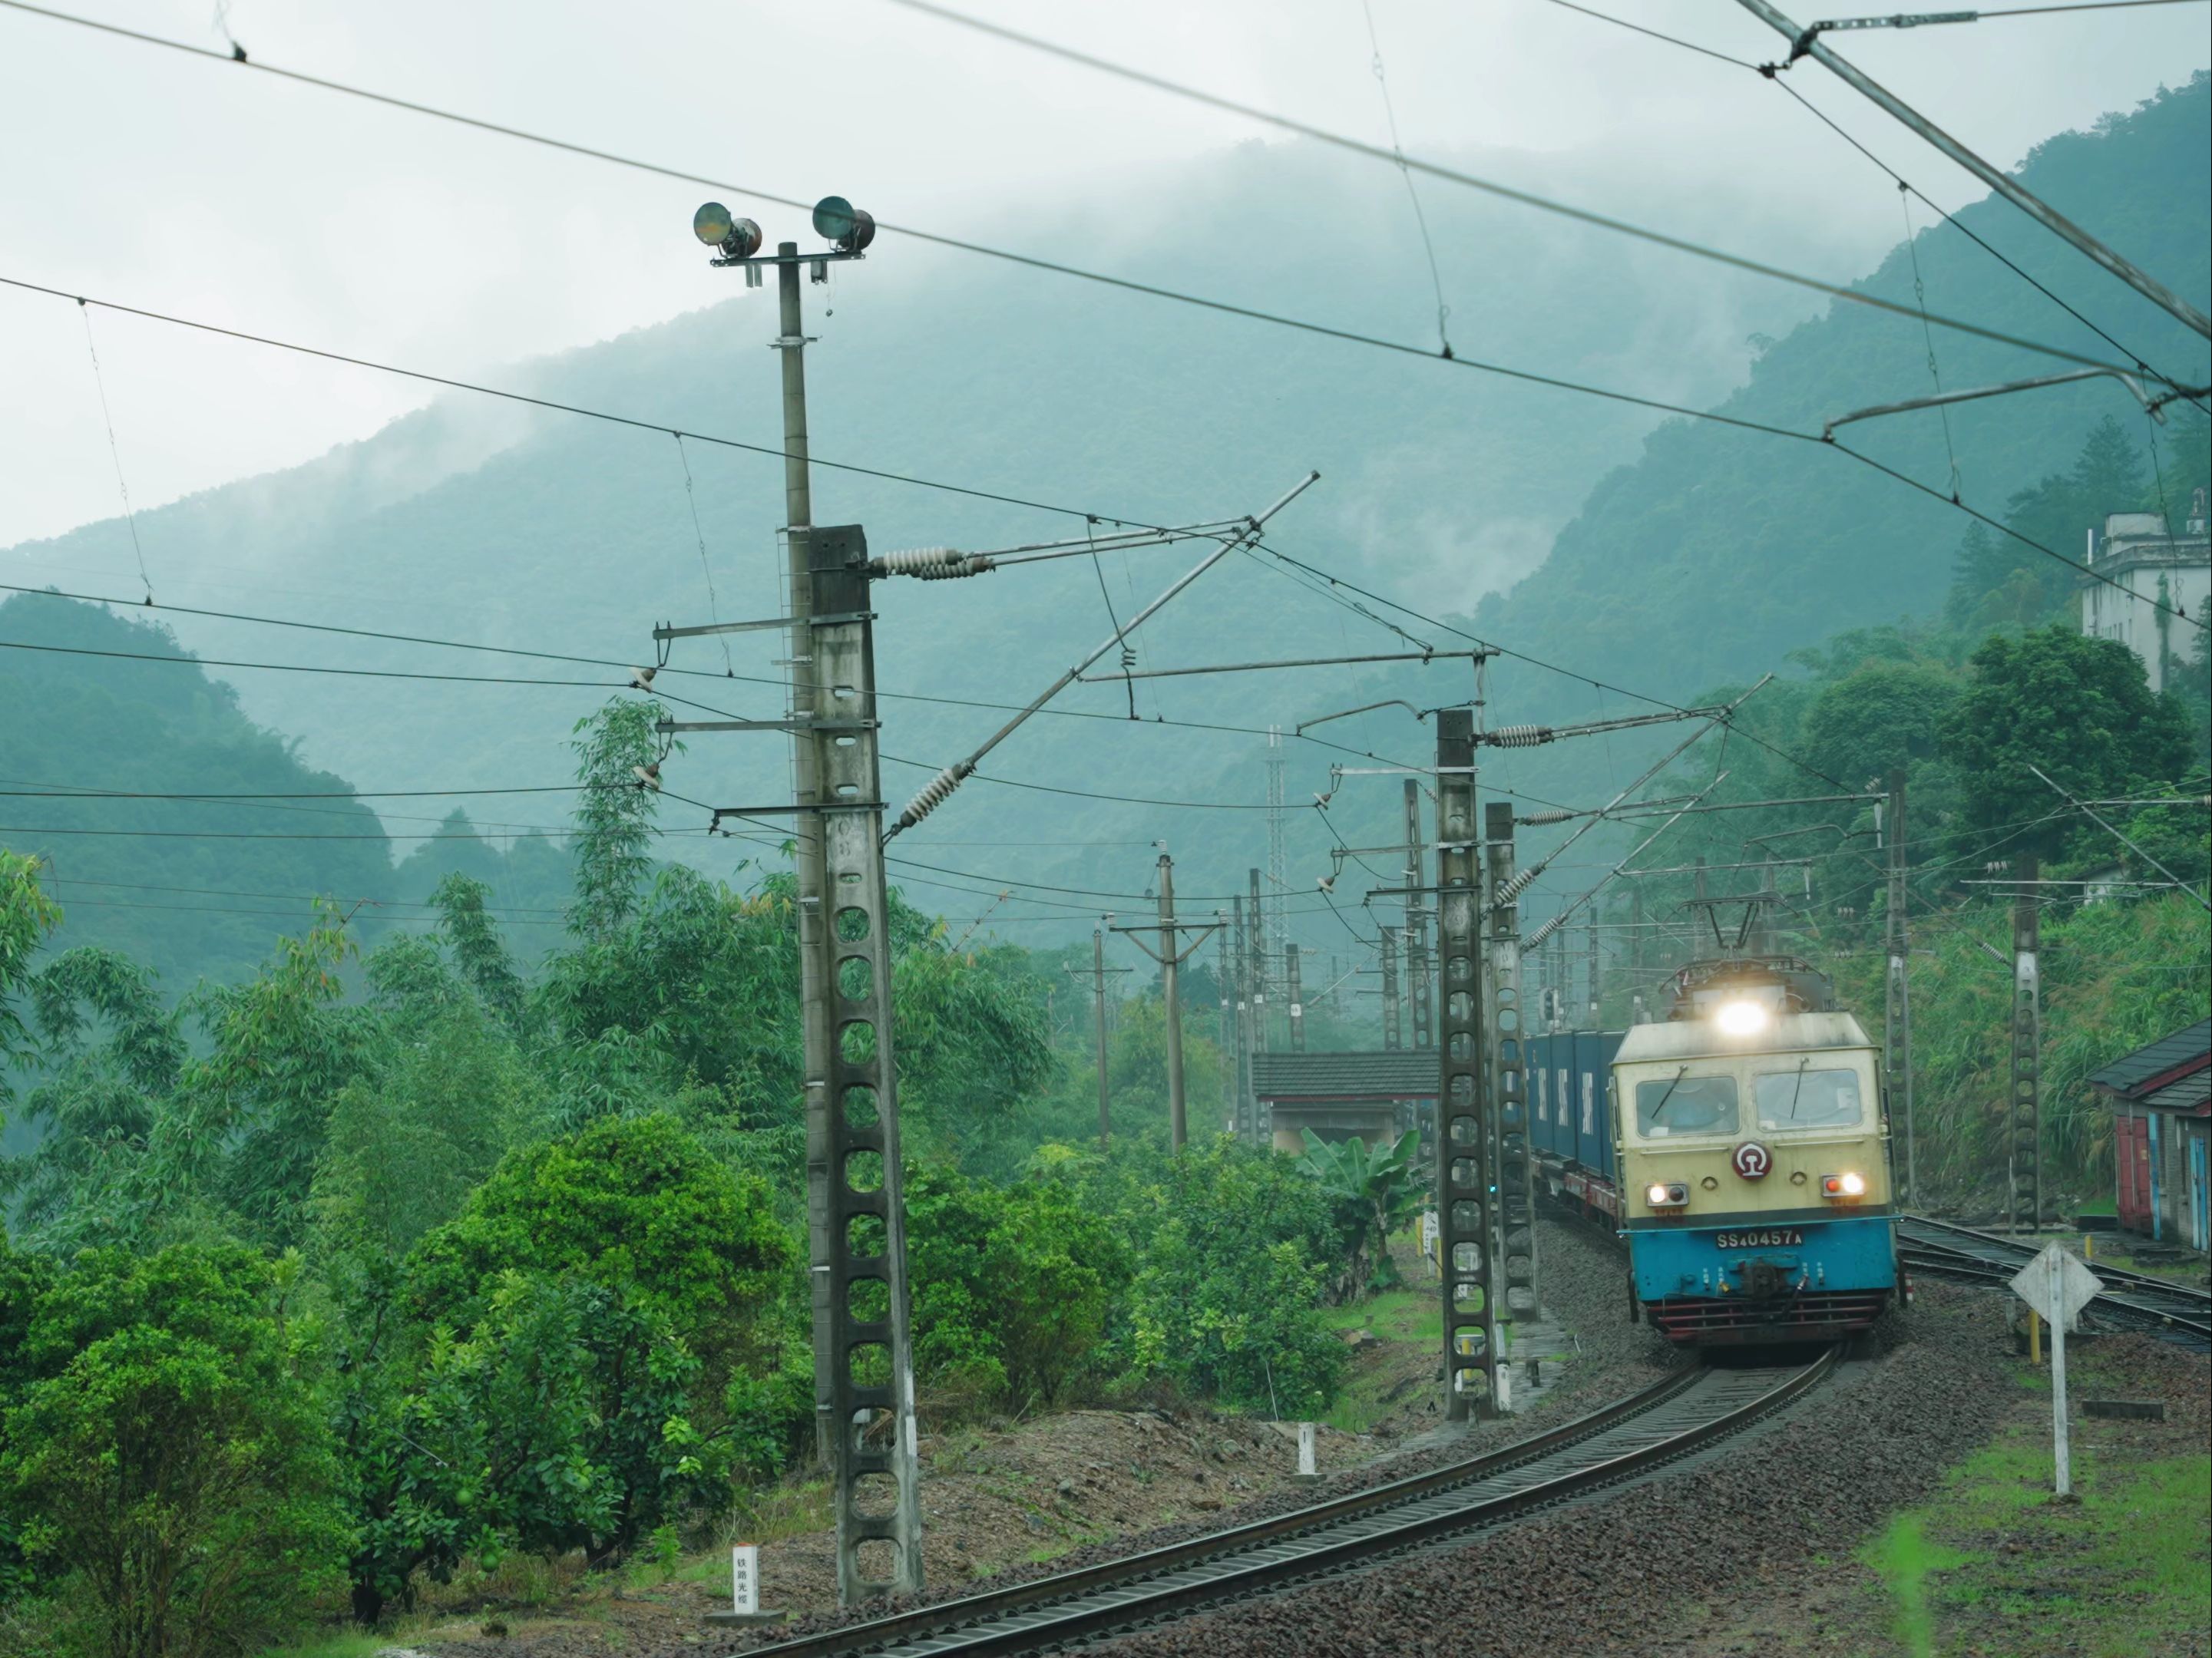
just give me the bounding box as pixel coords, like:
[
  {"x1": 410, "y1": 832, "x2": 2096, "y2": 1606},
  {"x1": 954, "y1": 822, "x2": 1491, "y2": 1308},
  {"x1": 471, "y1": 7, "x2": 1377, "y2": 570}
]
[
  {"x1": 2009, "y1": 1242, "x2": 2101, "y2": 1333},
  {"x1": 2009, "y1": 1241, "x2": 2102, "y2": 1498}
]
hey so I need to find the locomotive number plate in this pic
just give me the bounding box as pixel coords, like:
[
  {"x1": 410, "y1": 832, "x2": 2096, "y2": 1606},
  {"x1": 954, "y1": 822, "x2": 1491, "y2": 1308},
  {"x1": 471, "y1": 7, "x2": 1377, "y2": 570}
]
[{"x1": 1714, "y1": 1228, "x2": 1804, "y2": 1249}]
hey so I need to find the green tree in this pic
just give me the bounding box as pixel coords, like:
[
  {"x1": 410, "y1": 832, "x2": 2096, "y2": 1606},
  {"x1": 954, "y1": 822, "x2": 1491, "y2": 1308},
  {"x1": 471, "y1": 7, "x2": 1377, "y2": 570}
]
[
  {"x1": 0, "y1": 1244, "x2": 345, "y2": 1657},
  {"x1": 0, "y1": 850, "x2": 63, "y2": 1094},
  {"x1": 404, "y1": 1115, "x2": 794, "y2": 1562},
  {"x1": 566, "y1": 700, "x2": 665, "y2": 943},
  {"x1": 904, "y1": 1165, "x2": 1123, "y2": 1409},
  {"x1": 1939, "y1": 626, "x2": 2193, "y2": 855},
  {"x1": 1293, "y1": 1128, "x2": 1423, "y2": 1296},
  {"x1": 1800, "y1": 660, "x2": 1962, "y2": 790},
  {"x1": 433, "y1": 870, "x2": 527, "y2": 1029},
  {"x1": 1101, "y1": 1141, "x2": 1346, "y2": 1416}
]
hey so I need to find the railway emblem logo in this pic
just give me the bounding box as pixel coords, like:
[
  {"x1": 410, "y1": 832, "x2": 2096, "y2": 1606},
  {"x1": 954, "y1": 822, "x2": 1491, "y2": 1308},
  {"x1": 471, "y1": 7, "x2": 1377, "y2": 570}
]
[{"x1": 1731, "y1": 1141, "x2": 1773, "y2": 1179}]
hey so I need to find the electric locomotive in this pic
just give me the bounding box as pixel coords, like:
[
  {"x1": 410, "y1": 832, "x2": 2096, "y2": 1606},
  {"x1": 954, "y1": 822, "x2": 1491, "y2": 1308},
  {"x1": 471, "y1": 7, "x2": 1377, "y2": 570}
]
[{"x1": 1532, "y1": 957, "x2": 1900, "y2": 1345}]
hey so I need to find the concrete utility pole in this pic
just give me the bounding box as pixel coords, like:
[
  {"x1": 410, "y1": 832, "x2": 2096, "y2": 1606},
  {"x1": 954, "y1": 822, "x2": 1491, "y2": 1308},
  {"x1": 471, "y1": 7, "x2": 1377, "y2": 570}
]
[
  {"x1": 1267, "y1": 727, "x2": 1289, "y2": 965},
  {"x1": 1883, "y1": 769, "x2": 1916, "y2": 1206},
  {"x1": 1287, "y1": 943, "x2": 1307, "y2": 1051},
  {"x1": 1486, "y1": 800, "x2": 1538, "y2": 1322},
  {"x1": 676, "y1": 213, "x2": 924, "y2": 1603},
  {"x1": 1732, "y1": 0, "x2": 2212, "y2": 342},
  {"x1": 1066, "y1": 924, "x2": 1132, "y2": 1151},
  {"x1": 1585, "y1": 921, "x2": 1600, "y2": 1026},
  {"x1": 1434, "y1": 709, "x2": 1499, "y2": 1419},
  {"x1": 1162, "y1": 858, "x2": 1191, "y2": 1149},
  {"x1": 1216, "y1": 915, "x2": 1235, "y2": 1131},
  {"x1": 1405, "y1": 781, "x2": 1434, "y2": 1050},
  {"x1": 2010, "y1": 856, "x2": 2043, "y2": 1234},
  {"x1": 1380, "y1": 924, "x2": 1404, "y2": 1051},
  {"x1": 1116, "y1": 854, "x2": 1222, "y2": 1151}
]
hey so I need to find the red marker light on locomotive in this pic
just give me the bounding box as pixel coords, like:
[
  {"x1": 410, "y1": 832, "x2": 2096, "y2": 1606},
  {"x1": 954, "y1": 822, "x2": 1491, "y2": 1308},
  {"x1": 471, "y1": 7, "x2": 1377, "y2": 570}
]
[{"x1": 1820, "y1": 1171, "x2": 1867, "y2": 1200}]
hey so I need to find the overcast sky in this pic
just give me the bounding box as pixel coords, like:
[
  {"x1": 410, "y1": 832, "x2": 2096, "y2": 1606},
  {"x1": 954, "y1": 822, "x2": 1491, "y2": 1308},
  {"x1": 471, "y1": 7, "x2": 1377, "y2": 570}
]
[{"x1": 2, "y1": 0, "x2": 2205, "y2": 555}]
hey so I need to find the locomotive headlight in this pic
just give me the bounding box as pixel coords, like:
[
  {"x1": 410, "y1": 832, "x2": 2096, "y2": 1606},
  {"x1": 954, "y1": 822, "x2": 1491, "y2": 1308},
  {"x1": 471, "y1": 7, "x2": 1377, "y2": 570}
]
[
  {"x1": 1645, "y1": 1182, "x2": 1689, "y2": 1210},
  {"x1": 1714, "y1": 999, "x2": 1769, "y2": 1036},
  {"x1": 1820, "y1": 1171, "x2": 1868, "y2": 1200},
  {"x1": 1840, "y1": 1171, "x2": 1866, "y2": 1197}
]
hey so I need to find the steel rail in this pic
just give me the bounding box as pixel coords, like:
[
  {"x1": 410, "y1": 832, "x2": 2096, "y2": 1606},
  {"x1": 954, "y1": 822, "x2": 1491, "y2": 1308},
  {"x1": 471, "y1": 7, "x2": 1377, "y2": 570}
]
[
  {"x1": 1900, "y1": 1214, "x2": 2211, "y2": 1307},
  {"x1": 1900, "y1": 1218, "x2": 2211, "y2": 1347},
  {"x1": 750, "y1": 1352, "x2": 1836, "y2": 1656}
]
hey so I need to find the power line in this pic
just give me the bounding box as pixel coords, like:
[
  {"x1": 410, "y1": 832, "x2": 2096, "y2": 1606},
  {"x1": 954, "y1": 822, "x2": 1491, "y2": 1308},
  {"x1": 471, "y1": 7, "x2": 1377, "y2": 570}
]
[
  {"x1": 0, "y1": 275, "x2": 1113, "y2": 524},
  {"x1": 0, "y1": 0, "x2": 2141, "y2": 385},
  {"x1": 0, "y1": 17, "x2": 2187, "y2": 622},
  {"x1": 881, "y1": 0, "x2": 2160, "y2": 380}
]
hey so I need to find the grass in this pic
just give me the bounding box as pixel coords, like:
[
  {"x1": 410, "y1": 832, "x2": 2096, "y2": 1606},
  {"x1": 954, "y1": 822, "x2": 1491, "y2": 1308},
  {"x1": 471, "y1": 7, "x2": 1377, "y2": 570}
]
[
  {"x1": 1851, "y1": 1355, "x2": 2210, "y2": 1658},
  {"x1": 1318, "y1": 1285, "x2": 1441, "y2": 1345}
]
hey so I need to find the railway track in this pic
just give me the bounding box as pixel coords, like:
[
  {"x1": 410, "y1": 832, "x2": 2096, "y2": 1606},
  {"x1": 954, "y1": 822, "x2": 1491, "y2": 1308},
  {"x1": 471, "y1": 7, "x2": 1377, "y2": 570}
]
[
  {"x1": 1899, "y1": 1214, "x2": 2212, "y2": 1350},
  {"x1": 749, "y1": 1350, "x2": 1838, "y2": 1658}
]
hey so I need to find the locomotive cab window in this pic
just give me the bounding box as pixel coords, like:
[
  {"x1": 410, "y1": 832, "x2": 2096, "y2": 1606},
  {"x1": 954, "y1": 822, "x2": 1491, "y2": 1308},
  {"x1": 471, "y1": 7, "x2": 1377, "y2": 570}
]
[
  {"x1": 1754, "y1": 1064, "x2": 1863, "y2": 1130},
  {"x1": 1635, "y1": 1072, "x2": 1738, "y2": 1138}
]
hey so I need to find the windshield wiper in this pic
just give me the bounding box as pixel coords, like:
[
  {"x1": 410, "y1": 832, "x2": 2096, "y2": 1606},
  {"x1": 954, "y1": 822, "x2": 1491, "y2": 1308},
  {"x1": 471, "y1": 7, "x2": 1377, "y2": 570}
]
[
  {"x1": 1785, "y1": 1056, "x2": 1810, "y2": 1122},
  {"x1": 1648, "y1": 1064, "x2": 1690, "y2": 1129}
]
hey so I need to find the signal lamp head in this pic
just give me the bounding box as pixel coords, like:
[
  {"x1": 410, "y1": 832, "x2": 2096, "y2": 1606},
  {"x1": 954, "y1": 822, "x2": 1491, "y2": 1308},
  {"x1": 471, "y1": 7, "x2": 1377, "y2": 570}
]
[
  {"x1": 812, "y1": 194, "x2": 876, "y2": 252},
  {"x1": 694, "y1": 202, "x2": 733, "y2": 246},
  {"x1": 693, "y1": 203, "x2": 762, "y2": 259},
  {"x1": 1714, "y1": 999, "x2": 1770, "y2": 1037}
]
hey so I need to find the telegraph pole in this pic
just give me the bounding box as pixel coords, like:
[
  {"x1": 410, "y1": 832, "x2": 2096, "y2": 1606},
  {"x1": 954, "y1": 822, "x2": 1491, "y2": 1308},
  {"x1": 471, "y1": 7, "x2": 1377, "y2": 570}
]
[
  {"x1": 1486, "y1": 800, "x2": 1537, "y2": 1321},
  {"x1": 1065, "y1": 924, "x2": 1132, "y2": 1151},
  {"x1": 1116, "y1": 854, "x2": 1221, "y2": 1151},
  {"x1": 1163, "y1": 857, "x2": 1190, "y2": 1149},
  {"x1": 1434, "y1": 709, "x2": 1498, "y2": 1418},
  {"x1": 1405, "y1": 781, "x2": 1434, "y2": 1050},
  {"x1": 2009, "y1": 856, "x2": 2043, "y2": 1234},
  {"x1": 676, "y1": 203, "x2": 922, "y2": 1603},
  {"x1": 1380, "y1": 924, "x2": 1403, "y2": 1050},
  {"x1": 1287, "y1": 943, "x2": 1306, "y2": 1052},
  {"x1": 1883, "y1": 768, "x2": 1916, "y2": 1206}
]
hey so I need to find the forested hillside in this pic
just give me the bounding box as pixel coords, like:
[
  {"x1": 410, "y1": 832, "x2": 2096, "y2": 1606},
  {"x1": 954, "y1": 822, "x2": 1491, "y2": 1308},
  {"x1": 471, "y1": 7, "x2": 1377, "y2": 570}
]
[{"x1": 1477, "y1": 74, "x2": 2210, "y2": 712}]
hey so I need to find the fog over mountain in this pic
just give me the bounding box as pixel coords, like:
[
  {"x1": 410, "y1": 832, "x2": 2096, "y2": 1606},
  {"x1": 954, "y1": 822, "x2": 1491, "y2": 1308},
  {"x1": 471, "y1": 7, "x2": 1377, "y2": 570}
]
[{"x1": 6, "y1": 78, "x2": 2206, "y2": 968}]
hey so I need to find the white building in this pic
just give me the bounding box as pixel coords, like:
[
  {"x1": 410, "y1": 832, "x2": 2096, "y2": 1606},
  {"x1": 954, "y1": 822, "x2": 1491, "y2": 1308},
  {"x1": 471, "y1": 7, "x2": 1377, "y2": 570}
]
[{"x1": 2079, "y1": 490, "x2": 2210, "y2": 694}]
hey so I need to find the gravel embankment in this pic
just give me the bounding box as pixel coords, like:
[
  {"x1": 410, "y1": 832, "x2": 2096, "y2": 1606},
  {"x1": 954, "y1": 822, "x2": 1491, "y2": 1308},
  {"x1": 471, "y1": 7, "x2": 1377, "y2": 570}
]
[
  {"x1": 699, "y1": 1217, "x2": 1678, "y2": 1655},
  {"x1": 1094, "y1": 1279, "x2": 2017, "y2": 1657}
]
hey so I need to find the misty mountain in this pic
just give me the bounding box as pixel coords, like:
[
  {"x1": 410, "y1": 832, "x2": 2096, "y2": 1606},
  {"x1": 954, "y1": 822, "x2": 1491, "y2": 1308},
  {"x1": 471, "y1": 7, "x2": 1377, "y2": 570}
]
[{"x1": 4, "y1": 81, "x2": 2205, "y2": 972}]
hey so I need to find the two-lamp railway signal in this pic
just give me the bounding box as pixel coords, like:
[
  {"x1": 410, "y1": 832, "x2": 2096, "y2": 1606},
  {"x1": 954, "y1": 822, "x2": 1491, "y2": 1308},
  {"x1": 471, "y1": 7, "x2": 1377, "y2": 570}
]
[{"x1": 675, "y1": 194, "x2": 921, "y2": 1610}]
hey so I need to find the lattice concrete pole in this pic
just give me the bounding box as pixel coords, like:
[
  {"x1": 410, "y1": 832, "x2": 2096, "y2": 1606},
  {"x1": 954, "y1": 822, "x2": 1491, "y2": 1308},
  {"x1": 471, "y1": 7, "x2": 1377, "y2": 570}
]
[
  {"x1": 1380, "y1": 924, "x2": 1403, "y2": 1052},
  {"x1": 1267, "y1": 727, "x2": 1289, "y2": 963},
  {"x1": 1287, "y1": 943, "x2": 1306, "y2": 1052},
  {"x1": 1883, "y1": 768, "x2": 1916, "y2": 1206},
  {"x1": 1405, "y1": 780, "x2": 1434, "y2": 1050},
  {"x1": 1434, "y1": 709, "x2": 1497, "y2": 1419},
  {"x1": 1486, "y1": 801, "x2": 1536, "y2": 1323},
  {"x1": 2010, "y1": 855, "x2": 2043, "y2": 1234},
  {"x1": 769, "y1": 243, "x2": 924, "y2": 1601},
  {"x1": 1585, "y1": 920, "x2": 1600, "y2": 1026}
]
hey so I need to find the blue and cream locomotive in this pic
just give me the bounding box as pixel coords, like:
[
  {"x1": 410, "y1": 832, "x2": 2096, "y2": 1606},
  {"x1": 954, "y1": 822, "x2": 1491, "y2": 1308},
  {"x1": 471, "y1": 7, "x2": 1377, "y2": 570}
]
[{"x1": 1531, "y1": 959, "x2": 1900, "y2": 1344}]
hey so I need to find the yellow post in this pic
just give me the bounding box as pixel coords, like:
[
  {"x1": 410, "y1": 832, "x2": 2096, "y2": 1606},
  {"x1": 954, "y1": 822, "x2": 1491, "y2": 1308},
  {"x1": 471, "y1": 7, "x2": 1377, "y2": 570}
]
[
  {"x1": 2028, "y1": 1307, "x2": 2042, "y2": 1365},
  {"x1": 2082, "y1": 1233, "x2": 2095, "y2": 1261}
]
